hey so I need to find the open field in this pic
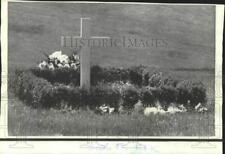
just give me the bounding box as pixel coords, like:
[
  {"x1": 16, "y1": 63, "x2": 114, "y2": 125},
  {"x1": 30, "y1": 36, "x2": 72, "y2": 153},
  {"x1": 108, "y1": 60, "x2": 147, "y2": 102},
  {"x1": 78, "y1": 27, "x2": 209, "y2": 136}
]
[{"x1": 8, "y1": 3, "x2": 215, "y2": 70}]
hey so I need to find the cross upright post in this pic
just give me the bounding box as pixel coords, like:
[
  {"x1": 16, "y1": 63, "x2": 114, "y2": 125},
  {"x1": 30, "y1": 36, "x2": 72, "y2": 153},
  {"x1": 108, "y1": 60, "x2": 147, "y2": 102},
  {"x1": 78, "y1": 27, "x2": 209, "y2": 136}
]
[
  {"x1": 72, "y1": 18, "x2": 110, "y2": 91},
  {"x1": 80, "y1": 18, "x2": 91, "y2": 90}
]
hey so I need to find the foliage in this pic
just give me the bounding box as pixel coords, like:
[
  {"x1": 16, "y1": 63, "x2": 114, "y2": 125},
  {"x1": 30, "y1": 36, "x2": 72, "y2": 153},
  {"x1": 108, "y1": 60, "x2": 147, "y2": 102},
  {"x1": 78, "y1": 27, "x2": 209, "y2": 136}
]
[
  {"x1": 12, "y1": 65, "x2": 207, "y2": 111},
  {"x1": 159, "y1": 85, "x2": 178, "y2": 109},
  {"x1": 177, "y1": 80, "x2": 207, "y2": 109},
  {"x1": 31, "y1": 67, "x2": 80, "y2": 86},
  {"x1": 148, "y1": 72, "x2": 163, "y2": 87},
  {"x1": 140, "y1": 87, "x2": 156, "y2": 107},
  {"x1": 12, "y1": 70, "x2": 56, "y2": 108},
  {"x1": 121, "y1": 84, "x2": 139, "y2": 110}
]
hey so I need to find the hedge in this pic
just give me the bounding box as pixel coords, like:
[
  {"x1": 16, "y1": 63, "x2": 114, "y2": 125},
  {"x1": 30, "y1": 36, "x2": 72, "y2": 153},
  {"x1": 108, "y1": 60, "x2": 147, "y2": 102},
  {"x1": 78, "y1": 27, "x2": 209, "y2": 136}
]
[
  {"x1": 31, "y1": 68, "x2": 80, "y2": 86},
  {"x1": 139, "y1": 87, "x2": 156, "y2": 107},
  {"x1": 11, "y1": 68, "x2": 207, "y2": 111},
  {"x1": 12, "y1": 70, "x2": 57, "y2": 108},
  {"x1": 12, "y1": 70, "x2": 121, "y2": 109},
  {"x1": 121, "y1": 85, "x2": 139, "y2": 110},
  {"x1": 177, "y1": 80, "x2": 207, "y2": 108},
  {"x1": 30, "y1": 65, "x2": 151, "y2": 86}
]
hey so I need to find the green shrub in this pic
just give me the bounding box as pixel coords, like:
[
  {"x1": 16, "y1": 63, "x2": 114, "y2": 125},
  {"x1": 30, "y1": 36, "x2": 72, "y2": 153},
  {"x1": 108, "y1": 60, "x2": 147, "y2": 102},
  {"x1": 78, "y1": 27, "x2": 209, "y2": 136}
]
[
  {"x1": 177, "y1": 80, "x2": 207, "y2": 109},
  {"x1": 159, "y1": 85, "x2": 178, "y2": 109},
  {"x1": 162, "y1": 75, "x2": 179, "y2": 87},
  {"x1": 12, "y1": 66, "x2": 207, "y2": 111},
  {"x1": 30, "y1": 65, "x2": 152, "y2": 86},
  {"x1": 91, "y1": 65, "x2": 104, "y2": 85},
  {"x1": 121, "y1": 85, "x2": 139, "y2": 110},
  {"x1": 101, "y1": 84, "x2": 121, "y2": 109},
  {"x1": 103, "y1": 67, "x2": 129, "y2": 83},
  {"x1": 148, "y1": 72, "x2": 179, "y2": 87},
  {"x1": 190, "y1": 81, "x2": 207, "y2": 107},
  {"x1": 143, "y1": 85, "x2": 178, "y2": 110},
  {"x1": 89, "y1": 85, "x2": 106, "y2": 109},
  {"x1": 13, "y1": 70, "x2": 121, "y2": 110},
  {"x1": 13, "y1": 70, "x2": 56, "y2": 108},
  {"x1": 128, "y1": 66, "x2": 144, "y2": 86},
  {"x1": 52, "y1": 84, "x2": 79, "y2": 109},
  {"x1": 10, "y1": 69, "x2": 24, "y2": 96},
  {"x1": 89, "y1": 83, "x2": 121, "y2": 110},
  {"x1": 31, "y1": 68, "x2": 80, "y2": 86},
  {"x1": 140, "y1": 87, "x2": 156, "y2": 107},
  {"x1": 91, "y1": 66, "x2": 148, "y2": 86},
  {"x1": 148, "y1": 72, "x2": 163, "y2": 87}
]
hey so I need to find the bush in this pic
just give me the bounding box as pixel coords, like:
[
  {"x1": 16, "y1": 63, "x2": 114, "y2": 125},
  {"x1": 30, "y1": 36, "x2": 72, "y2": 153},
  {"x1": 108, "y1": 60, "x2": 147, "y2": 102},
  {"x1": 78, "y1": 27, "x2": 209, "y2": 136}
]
[
  {"x1": 121, "y1": 85, "x2": 139, "y2": 110},
  {"x1": 12, "y1": 70, "x2": 57, "y2": 108},
  {"x1": 10, "y1": 69, "x2": 24, "y2": 96},
  {"x1": 162, "y1": 75, "x2": 179, "y2": 87},
  {"x1": 128, "y1": 66, "x2": 144, "y2": 86},
  {"x1": 91, "y1": 65, "x2": 104, "y2": 85},
  {"x1": 89, "y1": 85, "x2": 107, "y2": 109},
  {"x1": 140, "y1": 87, "x2": 156, "y2": 107},
  {"x1": 148, "y1": 72, "x2": 179, "y2": 87},
  {"x1": 89, "y1": 83, "x2": 121, "y2": 110},
  {"x1": 91, "y1": 65, "x2": 149, "y2": 86},
  {"x1": 103, "y1": 67, "x2": 129, "y2": 83},
  {"x1": 12, "y1": 66, "x2": 207, "y2": 112},
  {"x1": 13, "y1": 70, "x2": 121, "y2": 110},
  {"x1": 103, "y1": 85, "x2": 121, "y2": 109},
  {"x1": 190, "y1": 81, "x2": 207, "y2": 106},
  {"x1": 30, "y1": 65, "x2": 154, "y2": 87},
  {"x1": 148, "y1": 72, "x2": 163, "y2": 87},
  {"x1": 52, "y1": 84, "x2": 80, "y2": 109},
  {"x1": 159, "y1": 85, "x2": 178, "y2": 109},
  {"x1": 177, "y1": 80, "x2": 207, "y2": 109},
  {"x1": 31, "y1": 68, "x2": 80, "y2": 86}
]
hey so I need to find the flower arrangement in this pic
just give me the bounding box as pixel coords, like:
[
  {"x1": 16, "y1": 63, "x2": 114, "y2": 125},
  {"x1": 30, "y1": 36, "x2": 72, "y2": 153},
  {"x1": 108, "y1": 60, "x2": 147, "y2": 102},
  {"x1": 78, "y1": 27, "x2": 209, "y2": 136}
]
[{"x1": 38, "y1": 51, "x2": 80, "y2": 70}]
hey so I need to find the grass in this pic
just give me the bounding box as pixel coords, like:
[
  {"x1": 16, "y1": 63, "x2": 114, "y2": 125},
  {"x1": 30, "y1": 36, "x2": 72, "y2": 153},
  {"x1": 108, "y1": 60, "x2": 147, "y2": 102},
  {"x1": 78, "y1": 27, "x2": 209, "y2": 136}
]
[
  {"x1": 8, "y1": 3, "x2": 215, "y2": 70},
  {"x1": 8, "y1": 69, "x2": 215, "y2": 136},
  {"x1": 8, "y1": 92, "x2": 214, "y2": 136}
]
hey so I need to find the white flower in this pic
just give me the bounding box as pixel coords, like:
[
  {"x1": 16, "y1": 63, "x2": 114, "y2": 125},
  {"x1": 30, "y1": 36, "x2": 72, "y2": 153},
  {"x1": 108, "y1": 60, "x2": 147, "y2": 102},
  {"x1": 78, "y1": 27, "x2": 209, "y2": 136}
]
[
  {"x1": 48, "y1": 63, "x2": 55, "y2": 70},
  {"x1": 178, "y1": 104, "x2": 187, "y2": 112},
  {"x1": 49, "y1": 51, "x2": 62, "y2": 60},
  {"x1": 167, "y1": 106, "x2": 185, "y2": 114},
  {"x1": 144, "y1": 105, "x2": 187, "y2": 116},
  {"x1": 99, "y1": 104, "x2": 108, "y2": 113},
  {"x1": 195, "y1": 103, "x2": 201, "y2": 110},
  {"x1": 59, "y1": 54, "x2": 69, "y2": 64},
  {"x1": 57, "y1": 63, "x2": 63, "y2": 68},
  {"x1": 73, "y1": 54, "x2": 80, "y2": 61},
  {"x1": 195, "y1": 103, "x2": 208, "y2": 113},
  {"x1": 38, "y1": 50, "x2": 80, "y2": 70},
  {"x1": 63, "y1": 64, "x2": 70, "y2": 68},
  {"x1": 144, "y1": 107, "x2": 163, "y2": 116},
  {"x1": 198, "y1": 107, "x2": 208, "y2": 112},
  {"x1": 70, "y1": 63, "x2": 76, "y2": 67},
  {"x1": 38, "y1": 61, "x2": 48, "y2": 69},
  {"x1": 70, "y1": 63, "x2": 78, "y2": 69},
  {"x1": 109, "y1": 107, "x2": 115, "y2": 114},
  {"x1": 98, "y1": 104, "x2": 115, "y2": 114}
]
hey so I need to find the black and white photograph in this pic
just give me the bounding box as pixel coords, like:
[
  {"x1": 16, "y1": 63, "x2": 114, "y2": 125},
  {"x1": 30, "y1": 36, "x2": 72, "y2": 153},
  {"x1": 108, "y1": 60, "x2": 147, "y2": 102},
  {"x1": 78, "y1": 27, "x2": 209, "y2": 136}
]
[{"x1": 2, "y1": 1, "x2": 223, "y2": 137}]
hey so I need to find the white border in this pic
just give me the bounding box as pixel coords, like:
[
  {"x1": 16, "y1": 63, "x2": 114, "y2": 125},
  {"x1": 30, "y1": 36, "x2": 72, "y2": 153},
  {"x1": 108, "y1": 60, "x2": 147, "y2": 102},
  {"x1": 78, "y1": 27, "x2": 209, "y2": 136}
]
[
  {"x1": 0, "y1": 141, "x2": 222, "y2": 154},
  {"x1": 1, "y1": 0, "x2": 224, "y2": 139}
]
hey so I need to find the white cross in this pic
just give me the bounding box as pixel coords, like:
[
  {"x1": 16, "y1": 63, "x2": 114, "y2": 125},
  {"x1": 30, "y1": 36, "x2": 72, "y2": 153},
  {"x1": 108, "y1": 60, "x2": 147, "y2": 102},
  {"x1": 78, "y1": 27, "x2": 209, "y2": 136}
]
[{"x1": 73, "y1": 18, "x2": 110, "y2": 90}]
